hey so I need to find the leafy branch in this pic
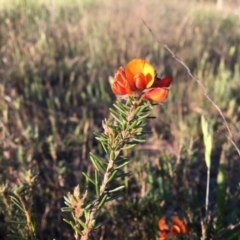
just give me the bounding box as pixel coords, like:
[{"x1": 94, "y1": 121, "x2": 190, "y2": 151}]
[{"x1": 62, "y1": 97, "x2": 154, "y2": 239}]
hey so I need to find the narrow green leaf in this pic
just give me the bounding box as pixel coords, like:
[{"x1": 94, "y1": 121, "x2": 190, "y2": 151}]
[
  {"x1": 113, "y1": 103, "x2": 127, "y2": 116},
  {"x1": 95, "y1": 170, "x2": 100, "y2": 197},
  {"x1": 63, "y1": 196, "x2": 72, "y2": 205},
  {"x1": 110, "y1": 151, "x2": 115, "y2": 160},
  {"x1": 71, "y1": 195, "x2": 78, "y2": 203},
  {"x1": 107, "y1": 170, "x2": 118, "y2": 183},
  {"x1": 89, "y1": 154, "x2": 105, "y2": 173},
  {"x1": 94, "y1": 133, "x2": 108, "y2": 140},
  {"x1": 116, "y1": 172, "x2": 131, "y2": 178},
  {"x1": 76, "y1": 217, "x2": 88, "y2": 230},
  {"x1": 11, "y1": 197, "x2": 25, "y2": 212},
  {"x1": 63, "y1": 200, "x2": 72, "y2": 208},
  {"x1": 82, "y1": 172, "x2": 96, "y2": 185},
  {"x1": 61, "y1": 207, "x2": 73, "y2": 212},
  {"x1": 110, "y1": 108, "x2": 119, "y2": 115},
  {"x1": 85, "y1": 203, "x2": 92, "y2": 210},
  {"x1": 137, "y1": 112, "x2": 151, "y2": 120},
  {"x1": 141, "y1": 107, "x2": 151, "y2": 113},
  {"x1": 110, "y1": 112, "x2": 122, "y2": 123},
  {"x1": 8, "y1": 220, "x2": 26, "y2": 224},
  {"x1": 115, "y1": 157, "x2": 127, "y2": 165},
  {"x1": 128, "y1": 120, "x2": 138, "y2": 129},
  {"x1": 132, "y1": 137, "x2": 146, "y2": 143},
  {"x1": 122, "y1": 144, "x2": 136, "y2": 150},
  {"x1": 83, "y1": 209, "x2": 90, "y2": 221},
  {"x1": 71, "y1": 225, "x2": 83, "y2": 236},
  {"x1": 90, "y1": 152, "x2": 107, "y2": 165},
  {"x1": 133, "y1": 106, "x2": 143, "y2": 116},
  {"x1": 115, "y1": 155, "x2": 128, "y2": 161},
  {"x1": 107, "y1": 124, "x2": 118, "y2": 132},
  {"x1": 135, "y1": 120, "x2": 143, "y2": 128},
  {"x1": 95, "y1": 137, "x2": 108, "y2": 142},
  {"x1": 106, "y1": 192, "x2": 123, "y2": 202},
  {"x1": 93, "y1": 222, "x2": 103, "y2": 230},
  {"x1": 107, "y1": 185, "x2": 125, "y2": 193},
  {"x1": 97, "y1": 194, "x2": 108, "y2": 209},
  {"x1": 118, "y1": 102, "x2": 129, "y2": 111},
  {"x1": 120, "y1": 121, "x2": 127, "y2": 129},
  {"x1": 114, "y1": 161, "x2": 130, "y2": 169},
  {"x1": 100, "y1": 141, "x2": 108, "y2": 153},
  {"x1": 63, "y1": 218, "x2": 74, "y2": 226}
]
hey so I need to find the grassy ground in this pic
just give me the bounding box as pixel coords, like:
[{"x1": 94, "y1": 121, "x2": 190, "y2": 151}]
[{"x1": 0, "y1": 0, "x2": 240, "y2": 239}]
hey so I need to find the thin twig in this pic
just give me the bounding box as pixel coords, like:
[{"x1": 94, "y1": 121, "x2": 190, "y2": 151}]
[{"x1": 142, "y1": 19, "x2": 240, "y2": 158}]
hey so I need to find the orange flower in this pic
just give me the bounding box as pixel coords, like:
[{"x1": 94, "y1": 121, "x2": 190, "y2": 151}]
[
  {"x1": 159, "y1": 216, "x2": 187, "y2": 240},
  {"x1": 112, "y1": 59, "x2": 172, "y2": 103}
]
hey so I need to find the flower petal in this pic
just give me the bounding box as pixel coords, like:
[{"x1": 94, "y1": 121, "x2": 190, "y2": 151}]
[
  {"x1": 112, "y1": 67, "x2": 133, "y2": 95},
  {"x1": 158, "y1": 218, "x2": 169, "y2": 240},
  {"x1": 171, "y1": 216, "x2": 187, "y2": 234},
  {"x1": 112, "y1": 81, "x2": 128, "y2": 95},
  {"x1": 142, "y1": 88, "x2": 168, "y2": 102},
  {"x1": 152, "y1": 76, "x2": 172, "y2": 88},
  {"x1": 142, "y1": 61, "x2": 155, "y2": 88},
  {"x1": 125, "y1": 59, "x2": 155, "y2": 89},
  {"x1": 170, "y1": 225, "x2": 181, "y2": 234},
  {"x1": 158, "y1": 218, "x2": 169, "y2": 231}
]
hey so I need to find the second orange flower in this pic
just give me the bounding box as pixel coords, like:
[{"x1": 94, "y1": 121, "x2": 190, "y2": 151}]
[{"x1": 158, "y1": 216, "x2": 188, "y2": 240}]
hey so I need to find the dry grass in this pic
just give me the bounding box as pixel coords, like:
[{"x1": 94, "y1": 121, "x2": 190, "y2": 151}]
[{"x1": 0, "y1": 0, "x2": 240, "y2": 239}]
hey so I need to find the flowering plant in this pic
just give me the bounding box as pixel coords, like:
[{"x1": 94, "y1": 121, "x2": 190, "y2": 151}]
[{"x1": 62, "y1": 59, "x2": 172, "y2": 240}]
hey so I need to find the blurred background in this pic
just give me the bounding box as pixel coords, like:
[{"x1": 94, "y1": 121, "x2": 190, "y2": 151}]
[{"x1": 0, "y1": 0, "x2": 240, "y2": 239}]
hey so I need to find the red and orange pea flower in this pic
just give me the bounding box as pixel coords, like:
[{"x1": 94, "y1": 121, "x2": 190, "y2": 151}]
[
  {"x1": 112, "y1": 59, "x2": 172, "y2": 103},
  {"x1": 158, "y1": 216, "x2": 188, "y2": 240}
]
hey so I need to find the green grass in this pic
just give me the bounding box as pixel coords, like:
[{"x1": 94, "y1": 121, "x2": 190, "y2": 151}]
[{"x1": 0, "y1": 0, "x2": 240, "y2": 239}]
